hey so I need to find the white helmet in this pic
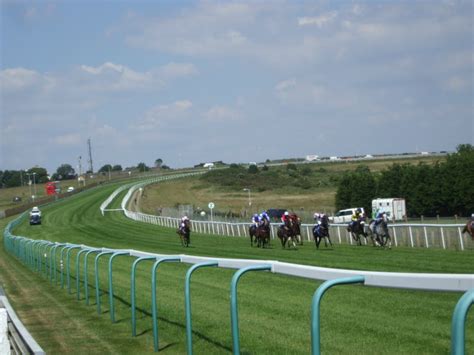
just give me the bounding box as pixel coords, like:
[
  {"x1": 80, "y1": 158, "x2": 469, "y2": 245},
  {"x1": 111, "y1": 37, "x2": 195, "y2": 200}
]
[
  {"x1": 284, "y1": 211, "x2": 289, "y2": 216},
  {"x1": 313, "y1": 212, "x2": 320, "y2": 219}
]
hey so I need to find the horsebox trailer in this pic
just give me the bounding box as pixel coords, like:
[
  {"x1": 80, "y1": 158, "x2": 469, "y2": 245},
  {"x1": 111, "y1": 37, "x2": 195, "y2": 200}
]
[{"x1": 371, "y1": 198, "x2": 406, "y2": 221}]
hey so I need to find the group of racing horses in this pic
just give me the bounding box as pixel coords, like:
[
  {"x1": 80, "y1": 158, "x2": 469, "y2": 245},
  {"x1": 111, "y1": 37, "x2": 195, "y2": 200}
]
[
  {"x1": 249, "y1": 213, "x2": 391, "y2": 249},
  {"x1": 178, "y1": 213, "x2": 474, "y2": 248}
]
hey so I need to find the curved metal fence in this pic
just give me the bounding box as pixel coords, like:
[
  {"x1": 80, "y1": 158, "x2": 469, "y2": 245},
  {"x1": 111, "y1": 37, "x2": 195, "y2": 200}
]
[{"x1": 107, "y1": 178, "x2": 471, "y2": 250}]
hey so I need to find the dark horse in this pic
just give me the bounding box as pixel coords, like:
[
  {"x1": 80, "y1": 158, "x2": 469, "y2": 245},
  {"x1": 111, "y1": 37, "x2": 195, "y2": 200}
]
[
  {"x1": 313, "y1": 215, "x2": 333, "y2": 249},
  {"x1": 177, "y1": 219, "x2": 191, "y2": 247},
  {"x1": 249, "y1": 224, "x2": 258, "y2": 246},
  {"x1": 347, "y1": 219, "x2": 371, "y2": 246},
  {"x1": 462, "y1": 219, "x2": 474, "y2": 240},
  {"x1": 249, "y1": 221, "x2": 271, "y2": 248},
  {"x1": 368, "y1": 214, "x2": 391, "y2": 248},
  {"x1": 277, "y1": 220, "x2": 298, "y2": 248},
  {"x1": 291, "y1": 216, "x2": 303, "y2": 245}
]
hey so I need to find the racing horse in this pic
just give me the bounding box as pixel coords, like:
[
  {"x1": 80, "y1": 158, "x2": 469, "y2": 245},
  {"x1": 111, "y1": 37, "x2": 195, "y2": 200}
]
[
  {"x1": 177, "y1": 219, "x2": 191, "y2": 247},
  {"x1": 290, "y1": 215, "x2": 303, "y2": 245},
  {"x1": 347, "y1": 219, "x2": 370, "y2": 246},
  {"x1": 369, "y1": 214, "x2": 391, "y2": 248},
  {"x1": 277, "y1": 220, "x2": 298, "y2": 248},
  {"x1": 313, "y1": 215, "x2": 333, "y2": 249},
  {"x1": 255, "y1": 220, "x2": 271, "y2": 248},
  {"x1": 462, "y1": 219, "x2": 474, "y2": 239},
  {"x1": 249, "y1": 224, "x2": 258, "y2": 246}
]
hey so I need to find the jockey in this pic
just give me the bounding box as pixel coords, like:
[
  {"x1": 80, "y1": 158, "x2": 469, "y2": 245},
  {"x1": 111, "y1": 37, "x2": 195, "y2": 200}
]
[
  {"x1": 349, "y1": 208, "x2": 362, "y2": 229},
  {"x1": 313, "y1": 212, "x2": 322, "y2": 234},
  {"x1": 251, "y1": 213, "x2": 260, "y2": 227},
  {"x1": 259, "y1": 210, "x2": 270, "y2": 226},
  {"x1": 373, "y1": 210, "x2": 385, "y2": 231},
  {"x1": 281, "y1": 211, "x2": 291, "y2": 230},
  {"x1": 180, "y1": 215, "x2": 189, "y2": 232}
]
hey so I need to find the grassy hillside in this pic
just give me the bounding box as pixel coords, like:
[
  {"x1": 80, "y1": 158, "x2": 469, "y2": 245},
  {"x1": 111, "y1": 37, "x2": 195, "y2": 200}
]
[
  {"x1": 1, "y1": 178, "x2": 472, "y2": 354},
  {"x1": 140, "y1": 156, "x2": 446, "y2": 218}
]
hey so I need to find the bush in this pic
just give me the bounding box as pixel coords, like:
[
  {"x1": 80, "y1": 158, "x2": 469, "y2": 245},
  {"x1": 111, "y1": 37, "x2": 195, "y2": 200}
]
[{"x1": 248, "y1": 165, "x2": 259, "y2": 174}]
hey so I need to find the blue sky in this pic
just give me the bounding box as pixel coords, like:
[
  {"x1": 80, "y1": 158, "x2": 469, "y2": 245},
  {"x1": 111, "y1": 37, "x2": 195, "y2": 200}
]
[{"x1": 1, "y1": 0, "x2": 472, "y2": 173}]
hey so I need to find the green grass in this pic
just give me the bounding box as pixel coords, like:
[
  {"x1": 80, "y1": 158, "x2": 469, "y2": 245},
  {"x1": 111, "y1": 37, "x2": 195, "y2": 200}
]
[
  {"x1": 140, "y1": 155, "x2": 446, "y2": 218},
  {"x1": 1, "y1": 180, "x2": 473, "y2": 354}
]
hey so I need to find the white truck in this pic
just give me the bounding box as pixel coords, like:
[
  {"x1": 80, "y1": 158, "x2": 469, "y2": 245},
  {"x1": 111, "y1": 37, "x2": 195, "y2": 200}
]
[
  {"x1": 329, "y1": 207, "x2": 365, "y2": 224},
  {"x1": 372, "y1": 198, "x2": 406, "y2": 221}
]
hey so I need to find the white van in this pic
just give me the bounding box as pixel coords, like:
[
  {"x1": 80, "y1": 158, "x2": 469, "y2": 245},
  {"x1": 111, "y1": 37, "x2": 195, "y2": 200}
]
[{"x1": 329, "y1": 207, "x2": 365, "y2": 224}]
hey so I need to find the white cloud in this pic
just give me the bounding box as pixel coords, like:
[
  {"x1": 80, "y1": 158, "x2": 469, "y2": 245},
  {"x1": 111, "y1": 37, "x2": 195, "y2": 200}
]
[
  {"x1": 297, "y1": 12, "x2": 337, "y2": 28},
  {"x1": 134, "y1": 100, "x2": 193, "y2": 130},
  {"x1": 203, "y1": 105, "x2": 241, "y2": 122},
  {"x1": 50, "y1": 133, "x2": 82, "y2": 146},
  {"x1": 78, "y1": 62, "x2": 156, "y2": 91},
  {"x1": 0, "y1": 68, "x2": 55, "y2": 92},
  {"x1": 445, "y1": 76, "x2": 469, "y2": 91},
  {"x1": 159, "y1": 62, "x2": 198, "y2": 78}
]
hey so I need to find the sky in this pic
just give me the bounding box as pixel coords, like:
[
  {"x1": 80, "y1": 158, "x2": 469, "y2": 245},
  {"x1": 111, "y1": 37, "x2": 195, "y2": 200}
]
[{"x1": 1, "y1": 0, "x2": 472, "y2": 174}]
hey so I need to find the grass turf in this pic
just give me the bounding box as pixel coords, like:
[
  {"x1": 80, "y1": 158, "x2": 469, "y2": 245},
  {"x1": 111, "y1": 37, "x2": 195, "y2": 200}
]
[{"x1": 1, "y1": 181, "x2": 473, "y2": 354}]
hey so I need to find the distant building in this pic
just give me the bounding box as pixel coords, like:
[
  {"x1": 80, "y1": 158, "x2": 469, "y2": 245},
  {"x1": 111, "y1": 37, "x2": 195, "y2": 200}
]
[
  {"x1": 203, "y1": 163, "x2": 215, "y2": 169},
  {"x1": 329, "y1": 156, "x2": 339, "y2": 161},
  {"x1": 305, "y1": 155, "x2": 319, "y2": 161}
]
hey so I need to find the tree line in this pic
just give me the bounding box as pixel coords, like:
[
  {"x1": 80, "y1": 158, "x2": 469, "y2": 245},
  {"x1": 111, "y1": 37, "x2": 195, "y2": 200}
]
[
  {"x1": 335, "y1": 144, "x2": 474, "y2": 217},
  {"x1": 1, "y1": 158, "x2": 171, "y2": 188}
]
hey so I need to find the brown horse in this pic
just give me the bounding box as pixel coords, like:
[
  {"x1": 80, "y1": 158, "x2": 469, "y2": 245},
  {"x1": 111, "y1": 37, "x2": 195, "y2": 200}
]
[
  {"x1": 255, "y1": 220, "x2": 271, "y2": 248},
  {"x1": 177, "y1": 219, "x2": 191, "y2": 247},
  {"x1": 277, "y1": 223, "x2": 296, "y2": 248},
  {"x1": 249, "y1": 225, "x2": 258, "y2": 246},
  {"x1": 462, "y1": 220, "x2": 474, "y2": 239},
  {"x1": 290, "y1": 215, "x2": 303, "y2": 245},
  {"x1": 347, "y1": 219, "x2": 371, "y2": 246},
  {"x1": 313, "y1": 215, "x2": 333, "y2": 249}
]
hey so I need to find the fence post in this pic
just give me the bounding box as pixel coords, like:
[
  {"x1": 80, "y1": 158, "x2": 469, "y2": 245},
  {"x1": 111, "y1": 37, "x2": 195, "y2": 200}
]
[
  {"x1": 59, "y1": 245, "x2": 70, "y2": 288},
  {"x1": 311, "y1": 276, "x2": 365, "y2": 355},
  {"x1": 451, "y1": 288, "x2": 474, "y2": 355},
  {"x1": 131, "y1": 256, "x2": 156, "y2": 336},
  {"x1": 109, "y1": 251, "x2": 130, "y2": 323},
  {"x1": 66, "y1": 246, "x2": 81, "y2": 294},
  {"x1": 94, "y1": 251, "x2": 114, "y2": 314},
  {"x1": 185, "y1": 261, "x2": 218, "y2": 355},
  {"x1": 152, "y1": 257, "x2": 181, "y2": 351},
  {"x1": 83, "y1": 249, "x2": 101, "y2": 305},
  {"x1": 76, "y1": 248, "x2": 91, "y2": 300},
  {"x1": 230, "y1": 264, "x2": 272, "y2": 354}
]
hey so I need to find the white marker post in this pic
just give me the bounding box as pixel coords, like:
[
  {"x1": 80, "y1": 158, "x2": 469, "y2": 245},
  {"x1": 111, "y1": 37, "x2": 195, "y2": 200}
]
[{"x1": 208, "y1": 202, "x2": 215, "y2": 222}]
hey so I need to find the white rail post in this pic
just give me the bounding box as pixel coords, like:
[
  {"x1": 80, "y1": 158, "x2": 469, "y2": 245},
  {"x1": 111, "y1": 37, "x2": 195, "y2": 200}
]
[
  {"x1": 440, "y1": 227, "x2": 446, "y2": 249},
  {"x1": 237, "y1": 225, "x2": 241, "y2": 237},
  {"x1": 306, "y1": 226, "x2": 311, "y2": 242},
  {"x1": 393, "y1": 227, "x2": 398, "y2": 247},
  {"x1": 409, "y1": 226, "x2": 414, "y2": 248},
  {"x1": 423, "y1": 227, "x2": 429, "y2": 248},
  {"x1": 457, "y1": 227, "x2": 464, "y2": 251},
  {"x1": 337, "y1": 226, "x2": 342, "y2": 244}
]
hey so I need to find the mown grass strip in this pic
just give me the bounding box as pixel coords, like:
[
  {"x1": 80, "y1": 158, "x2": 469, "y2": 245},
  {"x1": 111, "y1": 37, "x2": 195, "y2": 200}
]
[{"x1": 2, "y1": 181, "x2": 473, "y2": 354}]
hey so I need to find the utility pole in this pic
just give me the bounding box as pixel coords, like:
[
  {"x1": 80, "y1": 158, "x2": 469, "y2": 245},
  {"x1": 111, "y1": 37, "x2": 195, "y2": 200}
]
[
  {"x1": 87, "y1": 138, "x2": 94, "y2": 173},
  {"x1": 78, "y1": 156, "x2": 83, "y2": 187}
]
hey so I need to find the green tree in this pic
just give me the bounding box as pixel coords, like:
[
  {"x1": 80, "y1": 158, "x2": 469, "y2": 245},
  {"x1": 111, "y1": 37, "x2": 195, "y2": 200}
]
[
  {"x1": 112, "y1": 165, "x2": 122, "y2": 171},
  {"x1": 248, "y1": 165, "x2": 259, "y2": 174},
  {"x1": 98, "y1": 164, "x2": 112, "y2": 173},
  {"x1": 155, "y1": 158, "x2": 163, "y2": 168},
  {"x1": 54, "y1": 164, "x2": 76, "y2": 180},
  {"x1": 137, "y1": 162, "x2": 149, "y2": 172},
  {"x1": 27, "y1": 166, "x2": 49, "y2": 183}
]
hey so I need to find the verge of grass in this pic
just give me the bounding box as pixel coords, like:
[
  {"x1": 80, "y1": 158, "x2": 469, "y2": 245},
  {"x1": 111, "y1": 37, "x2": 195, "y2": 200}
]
[{"x1": 2, "y1": 179, "x2": 473, "y2": 354}]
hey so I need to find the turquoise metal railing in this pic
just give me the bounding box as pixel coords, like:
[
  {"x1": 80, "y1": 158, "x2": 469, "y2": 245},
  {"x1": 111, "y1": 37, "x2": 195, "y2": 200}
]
[
  {"x1": 311, "y1": 276, "x2": 365, "y2": 355},
  {"x1": 3, "y1": 200, "x2": 473, "y2": 354},
  {"x1": 451, "y1": 288, "x2": 474, "y2": 355}
]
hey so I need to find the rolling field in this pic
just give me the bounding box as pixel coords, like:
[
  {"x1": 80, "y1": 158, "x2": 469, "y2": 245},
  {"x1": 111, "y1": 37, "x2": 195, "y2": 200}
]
[{"x1": 1, "y1": 180, "x2": 473, "y2": 354}]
